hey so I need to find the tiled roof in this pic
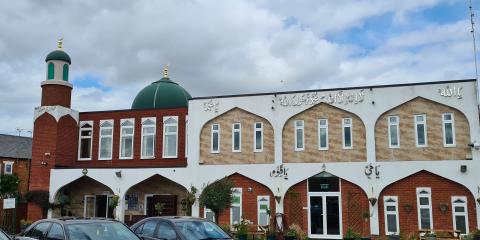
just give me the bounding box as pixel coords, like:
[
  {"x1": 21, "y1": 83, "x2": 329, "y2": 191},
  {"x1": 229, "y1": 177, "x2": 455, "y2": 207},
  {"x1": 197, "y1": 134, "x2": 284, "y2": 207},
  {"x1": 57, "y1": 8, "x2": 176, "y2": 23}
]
[{"x1": 0, "y1": 134, "x2": 32, "y2": 160}]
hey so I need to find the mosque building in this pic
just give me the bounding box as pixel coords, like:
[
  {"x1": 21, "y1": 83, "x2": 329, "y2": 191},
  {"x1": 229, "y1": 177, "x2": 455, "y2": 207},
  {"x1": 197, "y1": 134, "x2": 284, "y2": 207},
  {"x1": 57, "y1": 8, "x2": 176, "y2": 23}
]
[{"x1": 28, "y1": 42, "x2": 480, "y2": 238}]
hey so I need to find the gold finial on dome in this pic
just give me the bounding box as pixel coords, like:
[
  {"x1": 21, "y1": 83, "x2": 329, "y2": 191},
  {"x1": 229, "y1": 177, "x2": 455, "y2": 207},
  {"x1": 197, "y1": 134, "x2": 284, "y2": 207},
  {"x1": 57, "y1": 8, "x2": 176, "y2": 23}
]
[
  {"x1": 57, "y1": 38, "x2": 64, "y2": 50},
  {"x1": 163, "y1": 64, "x2": 169, "y2": 78}
]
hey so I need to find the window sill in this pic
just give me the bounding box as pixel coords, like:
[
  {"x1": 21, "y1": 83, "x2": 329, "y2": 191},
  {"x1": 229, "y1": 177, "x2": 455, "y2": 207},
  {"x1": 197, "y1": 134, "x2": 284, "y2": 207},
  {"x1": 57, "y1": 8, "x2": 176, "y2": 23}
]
[
  {"x1": 119, "y1": 157, "x2": 133, "y2": 160},
  {"x1": 141, "y1": 156, "x2": 155, "y2": 160},
  {"x1": 98, "y1": 158, "x2": 112, "y2": 161},
  {"x1": 78, "y1": 158, "x2": 92, "y2": 161},
  {"x1": 163, "y1": 156, "x2": 178, "y2": 159}
]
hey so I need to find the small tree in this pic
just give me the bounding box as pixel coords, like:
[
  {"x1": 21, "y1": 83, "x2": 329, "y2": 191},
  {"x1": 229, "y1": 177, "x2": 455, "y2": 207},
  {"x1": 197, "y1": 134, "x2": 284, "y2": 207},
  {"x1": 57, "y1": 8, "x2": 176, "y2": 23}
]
[
  {"x1": 199, "y1": 177, "x2": 234, "y2": 223},
  {"x1": 0, "y1": 174, "x2": 20, "y2": 198}
]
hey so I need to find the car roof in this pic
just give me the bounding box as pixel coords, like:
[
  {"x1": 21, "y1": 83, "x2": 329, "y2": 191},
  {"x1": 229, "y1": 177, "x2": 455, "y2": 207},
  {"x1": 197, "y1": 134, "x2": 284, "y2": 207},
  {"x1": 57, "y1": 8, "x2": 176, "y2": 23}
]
[
  {"x1": 35, "y1": 218, "x2": 120, "y2": 225},
  {"x1": 138, "y1": 216, "x2": 209, "y2": 222}
]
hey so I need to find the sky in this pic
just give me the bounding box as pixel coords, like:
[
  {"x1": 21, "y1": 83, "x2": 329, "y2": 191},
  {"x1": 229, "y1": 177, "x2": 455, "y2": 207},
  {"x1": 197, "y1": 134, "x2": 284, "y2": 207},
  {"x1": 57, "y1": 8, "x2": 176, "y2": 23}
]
[{"x1": 0, "y1": 0, "x2": 478, "y2": 136}]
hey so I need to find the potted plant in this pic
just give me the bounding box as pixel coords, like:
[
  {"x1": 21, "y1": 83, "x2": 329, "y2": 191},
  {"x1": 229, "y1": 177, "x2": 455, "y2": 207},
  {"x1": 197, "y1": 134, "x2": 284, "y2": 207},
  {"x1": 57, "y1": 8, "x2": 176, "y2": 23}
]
[
  {"x1": 284, "y1": 227, "x2": 297, "y2": 240},
  {"x1": 234, "y1": 218, "x2": 249, "y2": 240},
  {"x1": 470, "y1": 229, "x2": 480, "y2": 240},
  {"x1": 344, "y1": 227, "x2": 361, "y2": 240},
  {"x1": 154, "y1": 202, "x2": 165, "y2": 216}
]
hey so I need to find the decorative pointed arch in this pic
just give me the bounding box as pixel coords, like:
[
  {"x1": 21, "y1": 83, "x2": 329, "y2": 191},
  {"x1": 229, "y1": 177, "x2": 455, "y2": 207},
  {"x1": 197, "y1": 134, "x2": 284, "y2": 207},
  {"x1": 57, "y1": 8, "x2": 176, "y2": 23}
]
[
  {"x1": 282, "y1": 102, "x2": 367, "y2": 163},
  {"x1": 199, "y1": 107, "x2": 274, "y2": 164},
  {"x1": 374, "y1": 97, "x2": 471, "y2": 161}
]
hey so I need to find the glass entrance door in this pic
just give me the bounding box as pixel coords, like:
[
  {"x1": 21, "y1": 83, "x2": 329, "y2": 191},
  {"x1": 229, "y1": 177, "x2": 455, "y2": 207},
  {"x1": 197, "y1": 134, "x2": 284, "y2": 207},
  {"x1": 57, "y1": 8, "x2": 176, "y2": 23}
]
[
  {"x1": 84, "y1": 195, "x2": 95, "y2": 218},
  {"x1": 308, "y1": 194, "x2": 342, "y2": 239}
]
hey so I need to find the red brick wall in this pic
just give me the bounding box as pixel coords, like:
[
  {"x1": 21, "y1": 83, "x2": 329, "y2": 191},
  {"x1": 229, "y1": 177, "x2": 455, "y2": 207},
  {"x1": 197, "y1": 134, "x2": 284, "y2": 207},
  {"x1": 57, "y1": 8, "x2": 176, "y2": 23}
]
[
  {"x1": 0, "y1": 158, "x2": 30, "y2": 195},
  {"x1": 284, "y1": 180, "x2": 308, "y2": 231},
  {"x1": 41, "y1": 84, "x2": 71, "y2": 108},
  {"x1": 28, "y1": 114, "x2": 58, "y2": 220},
  {"x1": 378, "y1": 171, "x2": 477, "y2": 236},
  {"x1": 73, "y1": 108, "x2": 188, "y2": 168},
  {"x1": 200, "y1": 173, "x2": 275, "y2": 227},
  {"x1": 55, "y1": 116, "x2": 78, "y2": 167}
]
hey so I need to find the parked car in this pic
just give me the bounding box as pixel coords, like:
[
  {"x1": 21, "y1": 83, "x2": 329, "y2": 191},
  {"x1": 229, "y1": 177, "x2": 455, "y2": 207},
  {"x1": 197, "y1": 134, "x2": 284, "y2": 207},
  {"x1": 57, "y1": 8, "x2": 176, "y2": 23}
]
[
  {"x1": 0, "y1": 229, "x2": 11, "y2": 240},
  {"x1": 15, "y1": 218, "x2": 142, "y2": 240},
  {"x1": 131, "y1": 216, "x2": 232, "y2": 240}
]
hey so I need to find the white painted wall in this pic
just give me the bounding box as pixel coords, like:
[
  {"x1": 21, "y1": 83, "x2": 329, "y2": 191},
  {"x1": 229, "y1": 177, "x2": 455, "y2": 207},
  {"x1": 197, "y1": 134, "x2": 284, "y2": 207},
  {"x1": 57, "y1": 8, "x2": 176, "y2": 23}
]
[{"x1": 49, "y1": 80, "x2": 480, "y2": 235}]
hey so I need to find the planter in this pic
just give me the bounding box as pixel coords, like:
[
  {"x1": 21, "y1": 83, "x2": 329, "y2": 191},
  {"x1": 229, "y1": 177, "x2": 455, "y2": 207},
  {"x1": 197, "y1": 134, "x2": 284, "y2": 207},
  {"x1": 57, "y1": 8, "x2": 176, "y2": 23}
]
[{"x1": 237, "y1": 234, "x2": 248, "y2": 240}]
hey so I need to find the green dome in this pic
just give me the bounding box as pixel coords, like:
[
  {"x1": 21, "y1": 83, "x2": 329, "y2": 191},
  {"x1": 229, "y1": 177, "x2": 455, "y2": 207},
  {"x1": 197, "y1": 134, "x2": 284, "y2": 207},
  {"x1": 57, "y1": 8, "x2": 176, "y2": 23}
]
[
  {"x1": 131, "y1": 77, "x2": 192, "y2": 109},
  {"x1": 45, "y1": 50, "x2": 71, "y2": 64}
]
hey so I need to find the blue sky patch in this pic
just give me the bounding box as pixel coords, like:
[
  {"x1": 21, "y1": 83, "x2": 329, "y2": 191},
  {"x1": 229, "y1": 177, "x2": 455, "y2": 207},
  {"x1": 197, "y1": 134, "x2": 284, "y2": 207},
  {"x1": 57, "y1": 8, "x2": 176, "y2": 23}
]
[{"x1": 72, "y1": 74, "x2": 112, "y2": 92}]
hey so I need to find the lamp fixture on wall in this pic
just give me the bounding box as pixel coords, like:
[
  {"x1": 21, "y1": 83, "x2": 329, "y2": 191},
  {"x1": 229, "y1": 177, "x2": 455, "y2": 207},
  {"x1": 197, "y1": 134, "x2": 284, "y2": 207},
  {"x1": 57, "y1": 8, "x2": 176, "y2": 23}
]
[
  {"x1": 115, "y1": 171, "x2": 122, "y2": 178},
  {"x1": 468, "y1": 140, "x2": 480, "y2": 150},
  {"x1": 368, "y1": 197, "x2": 377, "y2": 206}
]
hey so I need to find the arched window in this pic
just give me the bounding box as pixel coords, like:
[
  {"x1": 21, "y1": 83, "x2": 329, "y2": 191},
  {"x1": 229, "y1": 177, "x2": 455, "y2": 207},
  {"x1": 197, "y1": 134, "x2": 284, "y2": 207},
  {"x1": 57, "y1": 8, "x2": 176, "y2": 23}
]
[
  {"x1": 47, "y1": 62, "x2": 55, "y2": 80},
  {"x1": 62, "y1": 64, "x2": 69, "y2": 81}
]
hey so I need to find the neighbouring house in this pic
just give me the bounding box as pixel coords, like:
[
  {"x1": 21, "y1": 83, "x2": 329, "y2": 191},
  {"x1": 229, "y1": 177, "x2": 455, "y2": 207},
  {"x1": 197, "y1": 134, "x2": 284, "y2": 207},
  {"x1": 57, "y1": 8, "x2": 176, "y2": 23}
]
[
  {"x1": 28, "y1": 41, "x2": 480, "y2": 238},
  {"x1": 0, "y1": 134, "x2": 32, "y2": 195}
]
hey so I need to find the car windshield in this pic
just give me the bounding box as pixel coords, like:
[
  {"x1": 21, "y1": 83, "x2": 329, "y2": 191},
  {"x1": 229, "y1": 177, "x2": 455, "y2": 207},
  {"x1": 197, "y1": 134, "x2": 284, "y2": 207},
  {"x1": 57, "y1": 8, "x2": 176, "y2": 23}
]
[
  {"x1": 175, "y1": 221, "x2": 230, "y2": 240},
  {"x1": 66, "y1": 222, "x2": 140, "y2": 240},
  {"x1": 0, "y1": 231, "x2": 9, "y2": 240}
]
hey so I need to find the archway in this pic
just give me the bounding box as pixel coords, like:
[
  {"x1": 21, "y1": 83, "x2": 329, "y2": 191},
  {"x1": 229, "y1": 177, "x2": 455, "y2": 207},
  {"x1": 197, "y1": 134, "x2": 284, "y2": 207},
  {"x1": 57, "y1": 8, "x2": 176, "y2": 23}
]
[
  {"x1": 52, "y1": 176, "x2": 114, "y2": 218},
  {"x1": 123, "y1": 174, "x2": 188, "y2": 225},
  {"x1": 284, "y1": 172, "x2": 369, "y2": 239}
]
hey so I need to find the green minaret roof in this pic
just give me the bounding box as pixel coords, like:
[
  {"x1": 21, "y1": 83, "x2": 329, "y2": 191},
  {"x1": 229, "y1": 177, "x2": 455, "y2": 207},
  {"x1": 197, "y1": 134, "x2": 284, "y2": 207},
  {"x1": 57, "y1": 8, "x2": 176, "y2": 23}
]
[{"x1": 45, "y1": 50, "x2": 71, "y2": 64}]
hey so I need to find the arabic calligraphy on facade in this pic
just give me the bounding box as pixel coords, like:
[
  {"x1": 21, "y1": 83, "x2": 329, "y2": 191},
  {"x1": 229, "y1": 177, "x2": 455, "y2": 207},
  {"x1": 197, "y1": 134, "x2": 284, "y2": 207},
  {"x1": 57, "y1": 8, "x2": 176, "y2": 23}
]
[
  {"x1": 438, "y1": 85, "x2": 462, "y2": 99},
  {"x1": 278, "y1": 90, "x2": 365, "y2": 107}
]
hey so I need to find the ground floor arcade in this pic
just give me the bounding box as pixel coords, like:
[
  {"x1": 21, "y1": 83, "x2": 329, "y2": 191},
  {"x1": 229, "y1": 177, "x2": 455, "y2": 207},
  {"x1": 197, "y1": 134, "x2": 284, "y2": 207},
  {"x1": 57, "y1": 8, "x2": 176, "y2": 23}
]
[{"x1": 46, "y1": 161, "x2": 480, "y2": 238}]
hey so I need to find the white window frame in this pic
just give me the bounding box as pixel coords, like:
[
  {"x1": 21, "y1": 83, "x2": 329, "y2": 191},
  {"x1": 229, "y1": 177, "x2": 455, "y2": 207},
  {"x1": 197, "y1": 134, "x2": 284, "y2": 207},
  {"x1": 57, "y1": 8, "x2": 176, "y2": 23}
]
[
  {"x1": 141, "y1": 117, "x2": 156, "y2": 159},
  {"x1": 3, "y1": 161, "x2": 13, "y2": 175},
  {"x1": 230, "y1": 188, "x2": 242, "y2": 226},
  {"x1": 342, "y1": 118, "x2": 353, "y2": 149},
  {"x1": 388, "y1": 116, "x2": 400, "y2": 148},
  {"x1": 185, "y1": 116, "x2": 188, "y2": 158},
  {"x1": 452, "y1": 196, "x2": 469, "y2": 235},
  {"x1": 204, "y1": 207, "x2": 215, "y2": 222},
  {"x1": 163, "y1": 116, "x2": 179, "y2": 158},
  {"x1": 414, "y1": 114, "x2": 428, "y2": 147},
  {"x1": 384, "y1": 196, "x2": 400, "y2": 235},
  {"x1": 98, "y1": 119, "x2": 114, "y2": 160},
  {"x1": 254, "y1": 122, "x2": 264, "y2": 152},
  {"x1": 119, "y1": 118, "x2": 135, "y2": 160},
  {"x1": 232, "y1": 123, "x2": 242, "y2": 152},
  {"x1": 442, "y1": 113, "x2": 456, "y2": 147},
  {"x1": 416, "y1": 187, "x2": 433, "y2": 230},
  {"x1": 294, "y1": 120, "x2": 305, "y2": 151},
  {"x1": 78, "y1": 121, "x2": 94, "y2": 160},
  {"x1": 318, "y1": 119, "x2": 329, "y2": 150},
  {"x1": 257, "y1": 196, "x2": 270, "y2": 226},
  {"x1": 211, "y1": 124, "x2": 220, "y2": 153}
]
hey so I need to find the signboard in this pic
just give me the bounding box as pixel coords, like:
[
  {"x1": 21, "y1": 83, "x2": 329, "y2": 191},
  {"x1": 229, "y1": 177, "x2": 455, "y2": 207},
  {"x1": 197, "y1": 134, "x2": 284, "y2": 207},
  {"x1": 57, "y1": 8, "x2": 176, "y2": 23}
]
[{"x1": 3, "y1": 198, "x2": 15, "y2": 209}]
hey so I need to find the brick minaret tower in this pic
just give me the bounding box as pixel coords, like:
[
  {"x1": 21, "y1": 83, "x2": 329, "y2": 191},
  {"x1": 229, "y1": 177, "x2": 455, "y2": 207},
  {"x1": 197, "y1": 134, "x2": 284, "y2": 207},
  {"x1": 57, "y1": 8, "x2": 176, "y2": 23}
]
[{"x1": 28, "y1": 40, "x2": 78, "y2": 220}]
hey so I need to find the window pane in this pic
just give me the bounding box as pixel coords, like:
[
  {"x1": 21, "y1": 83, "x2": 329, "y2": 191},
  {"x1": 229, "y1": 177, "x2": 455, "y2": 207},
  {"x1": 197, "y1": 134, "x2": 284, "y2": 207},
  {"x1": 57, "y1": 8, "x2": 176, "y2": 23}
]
[
  {"x1": 166, "y1": 125, "x2": 177, "y2": 133},
  {"x1": 420, "y1": 208, "x2": 431, "y2": 229},
  {"x1": 101, "y1": 128, "x2": 112, "y2": 135},
  {"x1": 233, "y1": 124, "x2": 240, "y2": 130},
  {"x1": 344, "y1": 119, "x2": 351, "y2": 125},
  {"x1": 121, "y1": 136, "x2": 133, "y2": 158},
  {"x1": 28, "y1": 222, "x2": 51, "y2": 238},
  {"x1": 206, "y1": 210, "x2": 215, "y2": 222},
  {"x1": 212, "y1": 133, "x2": 219, "y2": 151},
  {"x1": 455, "y1": 216, "x2": 467, "y2": 234},
  {"x1": 47, "y1": 223, "x2": 65, "y2": 240},
  {"x1": 417, "y1": 124, "x2": 425, "y2": 145},
  {"x1": 212, "y1": 124, "x2": 219, "y2": 131},
  {"x1": 156, "y1": 222, "x2": 177, "y2": 240},
  {"x1": 143, "y1": 126, "x2": 155, "y2": 134},
  {"x1": 259, "y1": 212, "x2": 268, "y2": 226},
  {"x1": 255, "y1": 123, "x2": 262, "y2": 128},
  {"x1": 141, "y1": 221, "x2": 157, "y2": 237},
  {"x1": 255, "y1": 131, "x2": 262, "y2": 150},
  {"x1": 81, "y1": 130, "x2": 92, "y2": 136},
  {"x1": 231, "y1": 206, "x2": 240, "y2": 224},
  {"x1": 319, "y1": 119, "x2": 327, "y2": 126},
  {"x1": 454, "y1": 206, "x2": 465, "y2": 212},
  {"x1": 386, "y1": 206, "x2": 396, "y2": 211},
  {"x1": 444, "y1": 114, "x2": 452, "y2": 120},
  {"x1": 295, "y1": 121, "x2": 303, "y2": 127},
  {"x1": 445, "y1": 123, "x2": 453, "y2": 144},
  {"x1": 390, "y1": 125, "x2": 398, "y2": 146},
  {"x1": 344, "y1": 127, "x2": 351, "y2": 147},
  {"x1": 233, "y1": 132, "x2": 240, "y2": 150},
  {"x1": 165, "y1": 135, "x2": 177, "y2": 156},
  {"x1": 80, "y1": 139, "x2": 91, "y2": 158},
  {"x1": 100, "y1": 138, "x2": 112, "y2": 158},
  {"x1": 122, "y1": 128, "x2": 133, "y2": 135},
  {"x1": 320, "y1": 128, "x2": 327, "y2": 148},
  {"x1": 296, "y1": 129, "x2": 303, "y2": 148},
  {"x1": 142, "y1": 135, "x2": 154, "y2": 157},
  {"x1": 387, "y1": 214, "x2": 397, "y2": 233},
  {"x1": 389, "y1": 117, "x2": 397, "y2": 123},
  {"x1": 419, "y1": 197, "x2": 429, "y2": 205},
  {"x1": 416, "y1": 115, "x2": 424, "y2": 122}
]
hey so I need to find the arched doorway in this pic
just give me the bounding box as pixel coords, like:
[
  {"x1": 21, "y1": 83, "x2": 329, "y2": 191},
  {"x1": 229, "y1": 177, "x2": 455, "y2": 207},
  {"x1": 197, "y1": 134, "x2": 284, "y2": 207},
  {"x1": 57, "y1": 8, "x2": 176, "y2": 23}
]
[
  {"x1": 307, "y1": 172, "x2": 342, "y2": 239},
  {"x1": 124, "y1": 174, "x2": 188, "y2": 225},
  {"x1": 53, "y1": 176, "x2": 114, "y2": 218}
]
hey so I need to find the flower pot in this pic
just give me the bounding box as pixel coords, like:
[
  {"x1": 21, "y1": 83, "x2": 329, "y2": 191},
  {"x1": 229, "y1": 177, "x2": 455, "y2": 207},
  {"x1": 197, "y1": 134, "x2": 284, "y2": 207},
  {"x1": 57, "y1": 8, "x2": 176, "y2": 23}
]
[{"x1": 237, "y1": 234, "x2": 248, "y2": 240}]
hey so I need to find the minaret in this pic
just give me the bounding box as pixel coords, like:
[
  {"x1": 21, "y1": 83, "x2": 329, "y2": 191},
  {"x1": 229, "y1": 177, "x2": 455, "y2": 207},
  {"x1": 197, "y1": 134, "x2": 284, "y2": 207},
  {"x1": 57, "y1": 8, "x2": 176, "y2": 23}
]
[
  {"x1": 28, "y1": 40, "x2": 79, "y2": 221},
  {"x1": 41, "y1": 38, "x2": 72, "y2": 107}
]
